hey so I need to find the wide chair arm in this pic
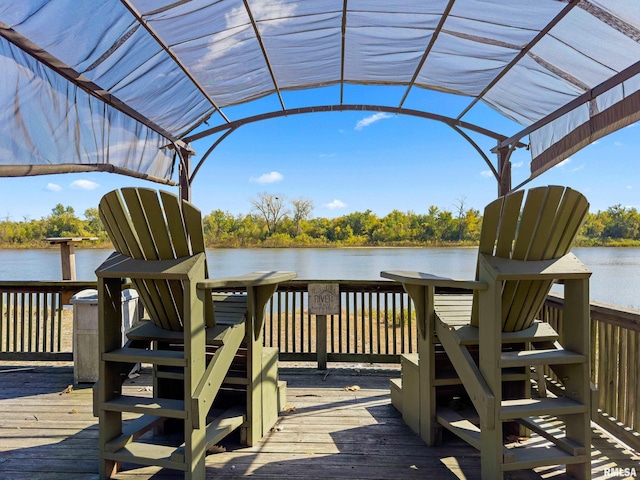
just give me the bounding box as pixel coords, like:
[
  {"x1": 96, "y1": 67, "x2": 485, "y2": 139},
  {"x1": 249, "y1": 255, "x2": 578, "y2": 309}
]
[
  {"x1": 478, "y1": 252, "x2": 591, "y2": 281},
  {"x1": 198, "y1": 271, "x2": 297, "y2": 340},
  {"x1": 381, "y1": 270, "x2": 487, "y2": 291},
  {"x1": 381, "y1": 270, "x2": 486, "y2": 342},
  {"x1": 197, "y1": 271, "x2": 297, "y2": 290}
]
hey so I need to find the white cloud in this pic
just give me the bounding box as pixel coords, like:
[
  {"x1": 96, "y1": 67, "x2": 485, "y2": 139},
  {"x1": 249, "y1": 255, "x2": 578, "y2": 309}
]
[
  {"x1": 319, "y1": 153, "x2": 335, "y2": 158},
  {"x1": 355, "y1": 113, "x2": 392, "y2": 130},
  {"x1": 70, "y1": 179, "x2": 99, "y2": 190},
  {"x1": 555, "y1": 157, "x2": 584, "y2": 173},
  {"x1": 627, "y1": 185, "x2": 633, "y2": 190},
  {"x1": 250, "y1": 171, "x2": 283, "y2": 184},
  {"x1": 614, "y1": 141, "x2": 623, "y2": 146},
  {"x1": 511, "y1": 161, "x2": 524, "y2": 168},
  {"x1": 45, "y1": 183, "x2": 62, "y2": 192},
  {"x1": 325, "y1": 199, "x2": 346, "y2": 209},
  {"x1": 480, "y1": 170, "x2": 494, "y2": 178}
]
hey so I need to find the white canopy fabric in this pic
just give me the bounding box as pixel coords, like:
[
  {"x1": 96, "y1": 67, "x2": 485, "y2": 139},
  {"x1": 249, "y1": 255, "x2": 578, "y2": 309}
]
[{"x1": 1, "y1": 0, "x2": 639, "y2": 187}]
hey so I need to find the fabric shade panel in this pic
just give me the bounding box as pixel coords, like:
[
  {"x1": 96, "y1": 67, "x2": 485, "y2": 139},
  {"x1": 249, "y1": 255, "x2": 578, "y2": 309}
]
[{"x1": 0, "y1": 0, "x2": 639, "y2": 183}]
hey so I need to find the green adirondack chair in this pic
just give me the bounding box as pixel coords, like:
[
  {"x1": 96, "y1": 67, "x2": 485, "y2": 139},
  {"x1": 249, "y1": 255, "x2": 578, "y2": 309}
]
[
  {"x1": 95, "y1": 188, "x2": 296, "y2": 479},
  {"x1": 382, "y1": 185, "x2": 592, "y2": 479}
]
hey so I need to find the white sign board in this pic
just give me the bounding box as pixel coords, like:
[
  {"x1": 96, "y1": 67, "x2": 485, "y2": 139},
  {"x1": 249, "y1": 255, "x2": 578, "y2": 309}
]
[{"x1": 308, "y1": 283, "x2": 340, "y2": 315}]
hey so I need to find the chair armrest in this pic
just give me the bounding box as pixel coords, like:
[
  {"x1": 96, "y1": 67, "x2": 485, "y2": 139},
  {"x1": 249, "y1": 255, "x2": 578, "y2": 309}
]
[
  {"x1": 381, "y1": 270, "x2": 487, "y2": 290},
  {"x1": 479, "y1": 252, "x2": 591, "y2": 281},
  {"x1": 197, "y1": 271, "x2": 297, "y2": 290},
  {"x1": 199, "y1": 272, "x2": 297, "y2": 340},
  {"x1": 95, "y1": 252, "x2": 206, "y2": 280}
]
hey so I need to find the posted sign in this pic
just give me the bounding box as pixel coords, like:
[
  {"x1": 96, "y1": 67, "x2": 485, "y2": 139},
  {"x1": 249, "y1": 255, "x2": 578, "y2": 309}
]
[{"x1": 308, "y1": 283, "x2": 340, "y2": 315}]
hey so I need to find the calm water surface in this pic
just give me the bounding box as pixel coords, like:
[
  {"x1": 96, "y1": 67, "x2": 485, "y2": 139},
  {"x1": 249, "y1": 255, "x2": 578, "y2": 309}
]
[{"x1": 0, "y1": 247, "x2": 638, "y2": 309}]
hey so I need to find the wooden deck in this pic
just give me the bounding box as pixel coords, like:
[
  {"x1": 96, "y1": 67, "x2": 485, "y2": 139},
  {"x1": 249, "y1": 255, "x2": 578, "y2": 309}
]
[{"x1": 0, "y1": 363, "x2": 638, "y2": 479}]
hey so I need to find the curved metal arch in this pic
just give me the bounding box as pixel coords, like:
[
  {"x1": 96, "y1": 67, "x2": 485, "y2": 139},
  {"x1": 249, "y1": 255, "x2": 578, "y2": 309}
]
[
  {"x1": 450, "y1": 125, "x2": 499, "y2": 181},
  {"x1": 189, "y1": 128, "x2": 236, "y2": 184},
  {"x1": 183, "y1": 104, "x2": 526, "y2": 192},
  {"x1": 182, "y1": 104, "x2": 512, "y2": 144}
]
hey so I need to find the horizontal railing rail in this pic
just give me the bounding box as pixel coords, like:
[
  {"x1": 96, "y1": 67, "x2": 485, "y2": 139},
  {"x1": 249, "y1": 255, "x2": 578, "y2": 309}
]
[
  {"x1": 258, "y1": 280, "x2": 472, "y2": 366},
  {"x1": 209, "y1": 280, "x2": 421, "y2": 364},
  {"x1": 541, "y1": 293, "x2": 640, "y2": 451},
  {"x1": 0, "y1": 281, "x2": 96, "y2": 361},
  {"x1": 263, "y1": 280, "x2": 416, "y2": 365}
]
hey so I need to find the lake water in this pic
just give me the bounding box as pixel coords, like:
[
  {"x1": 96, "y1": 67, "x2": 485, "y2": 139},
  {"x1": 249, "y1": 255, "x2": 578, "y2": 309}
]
[{"x1": 0, "y1": 247, "x2": 638, "y2": 310}]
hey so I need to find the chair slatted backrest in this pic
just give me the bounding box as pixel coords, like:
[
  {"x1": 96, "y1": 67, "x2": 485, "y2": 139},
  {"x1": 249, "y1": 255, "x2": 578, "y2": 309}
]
[
  {"x1": 99, "y1": 188, "x2": 214, "y2": 331},
  {"x1": 471, "y1": 186, "x2": 589, "y2": 332}
]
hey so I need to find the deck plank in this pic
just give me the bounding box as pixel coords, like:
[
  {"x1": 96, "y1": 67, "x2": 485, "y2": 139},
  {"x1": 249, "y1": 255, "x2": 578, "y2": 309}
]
[{"x1": 0, "y1": 362, "x2": 638, "y2": 479}]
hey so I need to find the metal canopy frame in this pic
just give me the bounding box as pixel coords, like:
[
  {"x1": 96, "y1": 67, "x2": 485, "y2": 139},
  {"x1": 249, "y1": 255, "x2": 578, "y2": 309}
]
[
  {"x1": 454, "y1": 0, "x2": 582, "y2": 122},
  {"x1": 119, "y1": 0, "x2": 231, "y2": 126},
  {"x1": 0, "y1": 21, "x2": 182, "y2": 147},
  {"x1": 0, "y1": 0, "x2": 638, "y2": 201},
  {"x1": 184, "y1": 104, "x2": 520, "y2": 190}
]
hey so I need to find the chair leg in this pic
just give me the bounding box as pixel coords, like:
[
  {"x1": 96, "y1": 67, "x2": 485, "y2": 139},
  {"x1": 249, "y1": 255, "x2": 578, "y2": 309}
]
[
  {"x1": 184, "y1": 426, "x2": 206, "y2": 480},
  {"x1": 480, "y1": 427, "x2": 503, "y2": 480},
  {"x1": 419, "y1": 333, "x2": 438, "y2": 446},
  {"x1": 242, "y1": 336, "x2": 263, "y2": 446},
  {"x1": 562, "y1": 363, "x2": 592, "y2": 480},
  {"x1": 98, "y1": 411, "x2": 122, "y2": 479}
]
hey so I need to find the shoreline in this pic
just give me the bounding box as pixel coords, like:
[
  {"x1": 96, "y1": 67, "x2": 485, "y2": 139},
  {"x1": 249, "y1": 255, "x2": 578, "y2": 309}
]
[{"x1": 3, "y1": 241, "x2": 639, "y2": 250}]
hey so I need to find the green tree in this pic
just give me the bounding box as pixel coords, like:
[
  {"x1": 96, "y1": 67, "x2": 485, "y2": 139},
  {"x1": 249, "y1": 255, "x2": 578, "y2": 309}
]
[
  {"x1": 436, "y1": 210, "x2": 457, "y2": 242},
  {"x1": 416, "y1": 206, "x2": 444, "y2": 243},
  {"x1": 203, "y1": 209, "x2": 237, "y2": 244},
  {"x1": 84, "y1": 208, "x2": 108, "y2": 240},
  {"x1": 602, "y1": 205, "x2": 640, "y2": 240},
  {"x1": 234, "y1": 213, "x2": 264, "y2": 246},
  {"x1": 44, "y1": 204, "x2": 85, "y2": 238},
  {"x1": 463, "y1": 208, "x2": 482, "y2": 242},
  {"x1": 335, "y1": 210, "x2": 378, "y2": 242},
  {"x1": 306, "y1": 217, "x2": 332, "y2": 240},
  {"x1": 372, "y1": 210, "x2": 411, "y2": 243},
  {"x1": 581, "y1": 212, "x2": 605, "y2": 240}
]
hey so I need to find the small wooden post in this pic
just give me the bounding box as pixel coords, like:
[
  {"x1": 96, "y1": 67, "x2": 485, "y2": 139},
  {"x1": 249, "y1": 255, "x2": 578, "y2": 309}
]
[
  {"x1": 46, "y1": 237, "x2": 98, "y2": 280},
  {"x1": 316, "y1": 314, "x2": 328, "y2": 370},
  {"x1": 308, "y1": 284, "x2": 340, "y2": 370}
]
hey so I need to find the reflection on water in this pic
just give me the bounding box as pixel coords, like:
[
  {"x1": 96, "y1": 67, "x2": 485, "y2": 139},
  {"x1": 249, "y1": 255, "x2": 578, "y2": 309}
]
[
  {"x1": 0, "y1": 247, "x2": 637, "y2": 310},
  {"x1": 206, "y1": 247, "x2": 479, "y2": 281}
]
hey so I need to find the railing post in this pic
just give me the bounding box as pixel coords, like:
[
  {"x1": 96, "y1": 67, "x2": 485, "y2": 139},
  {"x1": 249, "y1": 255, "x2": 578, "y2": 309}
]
[
  {"x1": 308, "y1": 283, "x2": 339, "y2": 370},
  {"x1": 316, "y1": 314, "x2": 327, "y2": 370}
]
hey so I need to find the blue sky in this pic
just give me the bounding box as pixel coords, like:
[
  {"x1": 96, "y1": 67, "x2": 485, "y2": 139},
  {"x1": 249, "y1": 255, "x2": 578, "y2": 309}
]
[{"x1": 0, "y1": 86, "x2": 637, "y2": 222}]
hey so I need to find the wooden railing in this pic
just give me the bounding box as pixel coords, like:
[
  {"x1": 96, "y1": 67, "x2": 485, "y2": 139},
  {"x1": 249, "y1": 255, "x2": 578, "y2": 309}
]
[
  {"x1": 3, "y1": 278, "x2": 640, "y2": 450},
  {"x1": 263, "y1": 280, "x2": 417, "y2": 365},
  {"x1": 0, "y1": 281, "x2": 96, "y2": 361},
  {"x1": 541, "y1": 293, "x2": 640, "y2": 451}
]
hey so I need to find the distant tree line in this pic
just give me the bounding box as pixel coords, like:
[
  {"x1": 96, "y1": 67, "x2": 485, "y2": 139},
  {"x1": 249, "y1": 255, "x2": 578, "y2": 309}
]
[
  {"x1": 0, "y1": 197, "x2": 639, "y2": 248},
  {"x1": 0, "y1": 205, "x2": 108, "y2": 246}
]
